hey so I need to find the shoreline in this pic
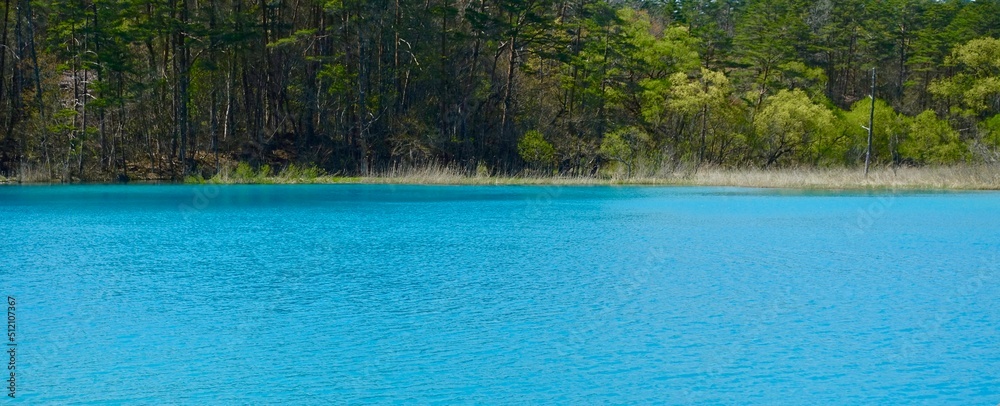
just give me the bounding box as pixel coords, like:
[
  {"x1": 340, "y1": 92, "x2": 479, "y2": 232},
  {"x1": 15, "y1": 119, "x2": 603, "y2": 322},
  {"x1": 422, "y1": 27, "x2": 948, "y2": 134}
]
[
  {"x1": 158, "y1": 164, "x2": 1000, "y2": 191},
  {"x1": 4, "y1": 166, "x2": 999, "y2": 190}
]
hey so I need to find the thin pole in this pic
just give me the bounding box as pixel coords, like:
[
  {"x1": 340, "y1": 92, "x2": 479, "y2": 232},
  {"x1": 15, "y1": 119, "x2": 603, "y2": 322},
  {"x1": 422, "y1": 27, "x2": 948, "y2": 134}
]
[{"x1": 864, "y1": 67, "x2": 875, "y2": 176}]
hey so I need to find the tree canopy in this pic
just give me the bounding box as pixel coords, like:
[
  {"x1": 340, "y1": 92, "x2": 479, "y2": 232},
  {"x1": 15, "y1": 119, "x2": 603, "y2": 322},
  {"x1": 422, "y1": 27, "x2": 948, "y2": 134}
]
[{"x1": 0, "y1": 0, "x2": 998, "y2": 180}]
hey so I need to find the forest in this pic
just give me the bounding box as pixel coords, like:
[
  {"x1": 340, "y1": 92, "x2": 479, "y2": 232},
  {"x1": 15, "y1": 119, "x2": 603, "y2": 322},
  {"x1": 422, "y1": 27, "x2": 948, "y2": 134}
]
[{"x1": 0, "y1": 0, "x2": 997, "y2": 181}]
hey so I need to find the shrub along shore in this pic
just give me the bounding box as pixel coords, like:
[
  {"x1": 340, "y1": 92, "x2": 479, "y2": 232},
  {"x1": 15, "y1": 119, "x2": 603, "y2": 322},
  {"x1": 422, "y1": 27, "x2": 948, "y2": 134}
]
[{"x1": 165, "y1": 163, "x2": 1000, "y2": 191}]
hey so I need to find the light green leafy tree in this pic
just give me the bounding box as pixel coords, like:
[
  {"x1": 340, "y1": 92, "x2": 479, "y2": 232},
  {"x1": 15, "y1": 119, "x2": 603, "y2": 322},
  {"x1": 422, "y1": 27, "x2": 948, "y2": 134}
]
[
  {"x1": 664, "y1": 67, "x2": 735, "y2": 164},
  {"x1": 840, "y1": 98, "x2": 908, "y2": 166},
  {"x1": 982, "y1": 114, "x2": 1000, "y2": 154},
  {"x1": 518, "y1": 130, "x2": 557, "y2": 171},
  {"x1": 615, "y1": 8, "x2": 700, "y2": 134},
  {"x1": 600, "y1": 126, "x2": 651, "y2": 177},
  {"x1": 632, "y1": 25, "x2": 700, "y2": 90},
  {"x1": 753, "y1": 89, "x2": 837, "y2": 166},
  {"x1": 614, "y1": 7, "x2": 700, "y2": 83},
  {"x1": 900, "y1": 110, "x2": 968, "y2": 165},
  {"x1": 930, "y1": 37, "x2": 1000, "y2": 118}
]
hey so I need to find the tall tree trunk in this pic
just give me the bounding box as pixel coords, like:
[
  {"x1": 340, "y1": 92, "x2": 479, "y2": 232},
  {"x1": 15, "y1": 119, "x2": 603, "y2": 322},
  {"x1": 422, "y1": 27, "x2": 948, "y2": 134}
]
[
  {"x1": 25, "y1": 0, "x2": 45, "y2": 176},
  {"x1": 9, "y1": 0, "x2": 25, "y2": 176},
  {"x1": 93, "y1": 3, "x2": 107, "y2": 174},
  {"x1": 69, "y1": 23, "x2": 78, "y2": 180},
  {"x1": 864, "y1": 68, "x2": 875, "y2": 176},
  {"x1": 178, "y1": 0, "x2": 191, "y2": 175},
  {"x1": 209, "y1": 1, "x2": 219, "y2": 173},
  {"x1": 0, "y1": 0, "x2": 10, "y2": 117},
  {"x1": 356, "y1": 6, "x2": 369, "y2": 174},
  {"x1": 211, "y1": 81, "x2": 219, "y2": 173},
  {"x1": 77, "y1": 17, "x2": 88, "y2": 178},
  {"x1": 698, "y1": 104, "x2": 708, "y2": 166},
  {"x1": 500, "y1": 35, "x2": 516, "y2": 165},
  {"x1": 225, "y1": 53, "x2": 235, "y2": 165},
  {"x1": 439, "y1": 0, "x2": 449, "y2": 153},
  {"x1": 169, "y1": 0, "x2": 179, "y2": 176},
  {"x1": 118, "y1": 75, "x2": 127, "y2": 179}
]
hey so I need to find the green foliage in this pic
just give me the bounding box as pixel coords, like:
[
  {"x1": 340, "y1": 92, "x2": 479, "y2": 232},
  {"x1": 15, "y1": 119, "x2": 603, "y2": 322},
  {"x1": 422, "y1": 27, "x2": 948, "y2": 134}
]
[
  {"x1": 258, "y1": 165, "x2": 273, "y2": 179},
  {"x1": 983, "y1": 114, "x2": 1000, "y2": 150},
  {"x1": 753, "y1": 89, "x2": 837, "y2": 166},
  {"x1": 841, "y1": 98, "x2": 908, "y2": 165},
  {"x1": 600, "y1": 127, "x2": 651, "y2": 177},
  {"x1": 234, "y1": 162, "x2": 256, "y2": 181},
  {"x1": 318, "y1": 63, "x2": 353, "y2": 96},
  {"x1": 476, "y1": 161, "x2": 491, "y2": 178},
  {"x1": 952, "y1": 37, "x2": 1000, "y2": 75},
  {"x1": 211, "y1": 162, "x2": 324, "y2": 184},
  {"x1": 625, "y1": 9, "x2": 702, "y2": 122},
  {"x1": 184, "y1": 174, "x2": 207, "y2": 184},
  {"x1": 930, "y1": 37, "x2": 1000, "y2": 118},
  {"x1": 656, "y1": 67, "x2": 743, "y2": 165},
  {"x1": 5, "y1": 0, "x2": 1000, "y2": 182},
  {"x1": 776, "y1": 61, "x2": 828, "y2": 98},
  {"x1": 518, "y1": 130, "x2": 557, "y2": 170},
  {"x1": 621, "y1": 10, "x2": 700, "y2": 76},
  {"x1": 268, "y1": 29, "x2": 318, "y2": 49},
  {"x1": 666, "y1": 68, "x2": 733, "y2": 115},
  {"x1": 279, "y1": 163, "x2": 325, "y2": 181},
  {"x1": 734, "y1": 0, "x2": 810, "y2": 83},
  {"x1": 590, "y1": 7, "x2": 700, "y2": 144},
  {"x1": 229, "y1": 163, "x2": 274, "y2": 183},
  {"x1": 900, "y1": 111, "x2": 968, "y2": 165}
]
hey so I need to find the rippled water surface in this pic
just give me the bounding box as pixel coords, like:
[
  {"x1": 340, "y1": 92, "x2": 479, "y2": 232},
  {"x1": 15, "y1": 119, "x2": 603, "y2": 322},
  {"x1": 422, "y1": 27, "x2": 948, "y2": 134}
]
[{"x1": 1, "y1": 184, "x2": 999, "y2": 403}]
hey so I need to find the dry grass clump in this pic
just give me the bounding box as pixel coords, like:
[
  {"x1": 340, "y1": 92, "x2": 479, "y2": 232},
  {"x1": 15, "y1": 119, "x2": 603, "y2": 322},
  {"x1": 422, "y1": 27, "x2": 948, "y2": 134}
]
[
  {"x1": 13, "y1": 163, "x2": 56, "y2": 183},
  {"x1": 358, "y1": 164, "x2": 609, "y2": 185}
]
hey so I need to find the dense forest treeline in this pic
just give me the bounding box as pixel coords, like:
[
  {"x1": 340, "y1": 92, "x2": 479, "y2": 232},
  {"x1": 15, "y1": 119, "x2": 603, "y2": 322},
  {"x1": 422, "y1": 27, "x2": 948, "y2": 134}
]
[{"x1": 0, "y1": 0, "x2": 998, "y2": 180}]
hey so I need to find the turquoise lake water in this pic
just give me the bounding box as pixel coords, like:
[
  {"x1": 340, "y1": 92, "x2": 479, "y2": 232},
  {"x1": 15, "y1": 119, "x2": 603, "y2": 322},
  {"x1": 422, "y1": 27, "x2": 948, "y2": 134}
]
[{"x1": 1, "y1": 184, "x2": 998, "y2": 403}]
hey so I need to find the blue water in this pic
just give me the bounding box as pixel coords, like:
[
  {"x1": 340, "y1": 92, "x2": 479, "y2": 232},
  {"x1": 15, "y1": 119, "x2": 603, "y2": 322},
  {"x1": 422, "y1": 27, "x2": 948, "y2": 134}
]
[{"x1": 1, "y1": 185, "x2": 998, "y2": 404}]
